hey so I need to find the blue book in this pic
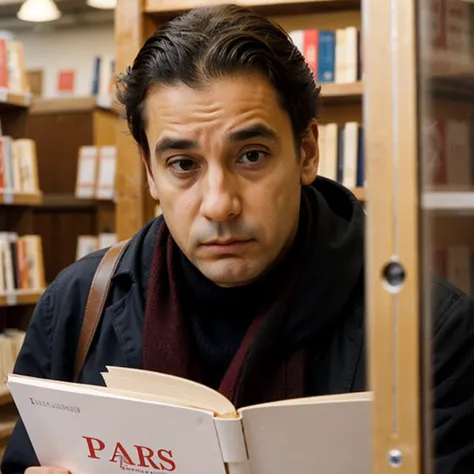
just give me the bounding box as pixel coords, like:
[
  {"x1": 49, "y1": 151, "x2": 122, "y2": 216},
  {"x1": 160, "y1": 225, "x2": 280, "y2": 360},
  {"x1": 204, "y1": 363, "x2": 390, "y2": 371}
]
[
  {"x1": 317, "y1": 31, "x2": 336, "y2": 83},
  {"x1": 91, "y1": 56, "x2": 101, "y2": 95}
]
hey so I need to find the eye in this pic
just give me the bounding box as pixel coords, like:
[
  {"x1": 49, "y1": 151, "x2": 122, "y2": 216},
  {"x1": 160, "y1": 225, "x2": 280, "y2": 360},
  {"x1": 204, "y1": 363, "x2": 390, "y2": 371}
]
[
  {"x1": 168, "y1": 158, "x2": 199, "y2": 174},
  {"x1": 239, "y1": 150, "x2": 268, "y2": 165}
]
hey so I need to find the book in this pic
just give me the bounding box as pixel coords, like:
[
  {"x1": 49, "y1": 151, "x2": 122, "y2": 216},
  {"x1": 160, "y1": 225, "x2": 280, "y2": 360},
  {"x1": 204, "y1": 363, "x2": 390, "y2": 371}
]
[{"x1": 7, "y1": 367, "x2": 372, "y2": 474}]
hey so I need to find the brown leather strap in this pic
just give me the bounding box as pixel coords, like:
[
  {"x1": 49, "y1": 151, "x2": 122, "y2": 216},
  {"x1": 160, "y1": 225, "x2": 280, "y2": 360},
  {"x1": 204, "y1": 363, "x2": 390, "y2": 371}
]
[{"x1": 74, "y1": 239, "x2": 130, "y2": 382}]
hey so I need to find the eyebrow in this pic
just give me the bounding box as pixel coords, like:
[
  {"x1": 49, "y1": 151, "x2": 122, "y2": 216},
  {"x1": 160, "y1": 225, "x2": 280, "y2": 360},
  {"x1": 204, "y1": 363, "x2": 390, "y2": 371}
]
[
  {"x1": 154, "y1": 124, "x2": 278, "y2": 157},
  {"x1": 227, "y1": 124, "x2": 278, "y2": 142},
  {"x1": 155, "y1": 137, "x2": 197, "y2": 156}
]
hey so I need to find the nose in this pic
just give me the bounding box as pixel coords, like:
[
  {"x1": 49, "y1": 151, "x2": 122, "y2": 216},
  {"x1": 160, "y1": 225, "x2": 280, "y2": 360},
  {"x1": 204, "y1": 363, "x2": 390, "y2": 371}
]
[{"x1": 200, "y1": 167, "x2": 241, "y2": 222}]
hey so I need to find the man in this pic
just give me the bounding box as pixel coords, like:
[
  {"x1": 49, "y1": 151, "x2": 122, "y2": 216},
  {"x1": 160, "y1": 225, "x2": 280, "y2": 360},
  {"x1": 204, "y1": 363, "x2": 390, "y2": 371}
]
[{"x1": 3, "y1": 4, "x2": 474, "y2": 474}]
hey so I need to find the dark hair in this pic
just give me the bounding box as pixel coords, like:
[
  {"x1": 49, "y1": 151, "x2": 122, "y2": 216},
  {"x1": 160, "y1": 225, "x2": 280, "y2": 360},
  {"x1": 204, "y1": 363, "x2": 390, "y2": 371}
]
[{"x1": 116, "y1": 3, "x2": 321, "y2": 160}]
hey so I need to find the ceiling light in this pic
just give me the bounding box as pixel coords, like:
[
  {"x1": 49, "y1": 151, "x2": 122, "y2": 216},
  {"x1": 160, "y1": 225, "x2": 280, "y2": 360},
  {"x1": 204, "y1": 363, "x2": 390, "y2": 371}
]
[
  {"x1": 17, "y1": 0, "x2": 61, "y2": 22},
  {"x1": 87, "y1": 0, "x2": 116, "y2": 9}
]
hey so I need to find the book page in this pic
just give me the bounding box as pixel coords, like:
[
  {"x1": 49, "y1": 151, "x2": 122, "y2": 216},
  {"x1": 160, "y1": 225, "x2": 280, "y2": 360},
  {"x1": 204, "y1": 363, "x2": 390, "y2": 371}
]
[
  {"x1": 239, "y1": 393, "x2": 371, "y2": 474},
  {"x1": 7, "y1": 374, "x2": 227, "y2": 474},
  {"x1": 104, "y1": 366, "x2": 236, "y2": 416}
]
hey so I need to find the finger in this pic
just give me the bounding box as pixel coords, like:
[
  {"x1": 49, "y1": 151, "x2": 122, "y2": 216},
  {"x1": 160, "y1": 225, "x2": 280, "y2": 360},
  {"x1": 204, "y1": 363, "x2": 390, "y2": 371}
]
[{"x1": 25, "y1": 467, "x2": 71, "y2": 474}]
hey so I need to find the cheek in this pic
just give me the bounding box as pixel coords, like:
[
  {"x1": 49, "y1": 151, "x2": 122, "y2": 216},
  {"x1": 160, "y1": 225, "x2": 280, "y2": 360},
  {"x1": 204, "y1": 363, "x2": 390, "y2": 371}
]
[{"x1": 245, "y1": 175, "x2": 300, "y2": 238}]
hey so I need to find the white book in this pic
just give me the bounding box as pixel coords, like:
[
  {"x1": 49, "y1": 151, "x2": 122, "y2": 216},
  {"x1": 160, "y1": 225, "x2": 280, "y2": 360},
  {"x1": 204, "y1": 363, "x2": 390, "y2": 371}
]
[
  {"x1": 342, "y1": 122, "x2": 359, "y2": 188},
  {"x1": 95, "y1": 146, "x2": 117, "y2": 200},
  {"x1": 0, "y1": 232, "x2": 14, "y2": 292},
  {"x1": 335, "y1": 29, "x2": 346, "y2": 83},
  {"x1": 7, "y1": 367, "x2": 371, "y2": 474},
  {"x1": 76, "y1": 236, "x2": 98, "y2": 260},
  {"x1": 76, "y1": 146, "x2": 98, "y2": 199},
  {"x1": 344, "y1": 27, "x2": 358, "y2": 83},
  {"x1": 323, "y1": 123, "x2": 339, "y2": 181},
  {"x1": 289, "y1": 29, "x2": 304, "y2": 55}
]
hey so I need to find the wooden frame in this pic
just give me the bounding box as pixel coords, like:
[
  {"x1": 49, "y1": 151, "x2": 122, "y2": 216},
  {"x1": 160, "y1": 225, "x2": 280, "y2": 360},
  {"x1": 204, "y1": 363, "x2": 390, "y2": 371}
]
[{"x1": 363, "y1": 0, "x2": 423, "y2": 472}]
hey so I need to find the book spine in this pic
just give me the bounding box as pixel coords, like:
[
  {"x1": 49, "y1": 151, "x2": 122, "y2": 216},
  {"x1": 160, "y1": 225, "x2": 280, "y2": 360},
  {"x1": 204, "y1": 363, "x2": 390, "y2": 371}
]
[
  {"x1": 317, "y1": 31, "x2": 335, "y2": 83},
  {"x1": 303, "y1": 29, "x2": 319, "y2": 78},
  {"x1": 214, "y1": 417, "x2": 249, "y2": 470}
]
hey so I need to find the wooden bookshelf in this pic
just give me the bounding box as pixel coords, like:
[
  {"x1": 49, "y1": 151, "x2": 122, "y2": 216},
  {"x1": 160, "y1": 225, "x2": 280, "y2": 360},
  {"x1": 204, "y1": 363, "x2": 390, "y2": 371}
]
[
  {"x1": 0, "y1": 290, "x2": 44, "y2": 308},
  {"x1": 26, "y1": 98, "x2": 117, "y2": 284},
  {"x1": 0, "y1": 91, "x2": 31, "y2": 111},
  {"x1": 0, "y1": 192, "x2": 43, "y2": 206}
]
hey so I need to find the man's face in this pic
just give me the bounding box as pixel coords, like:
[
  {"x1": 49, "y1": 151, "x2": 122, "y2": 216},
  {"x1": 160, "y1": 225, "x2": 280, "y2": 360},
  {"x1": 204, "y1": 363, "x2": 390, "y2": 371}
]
[{"x1": 144, "y1": 74, "x2": 318, "y2": 287}]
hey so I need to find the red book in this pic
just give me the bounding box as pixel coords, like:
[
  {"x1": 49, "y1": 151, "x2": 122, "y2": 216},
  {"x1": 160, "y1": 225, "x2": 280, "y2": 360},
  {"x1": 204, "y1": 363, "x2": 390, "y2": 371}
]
[
  {"x1": 57, "y1": 70, "x2": 75, "y2": 94},
  {"x1": 0, "y1": 38, "x2": 8, "y2": 89},
  {"x1": 303, "y1": 29, "x2": 319, "y2": 77}
]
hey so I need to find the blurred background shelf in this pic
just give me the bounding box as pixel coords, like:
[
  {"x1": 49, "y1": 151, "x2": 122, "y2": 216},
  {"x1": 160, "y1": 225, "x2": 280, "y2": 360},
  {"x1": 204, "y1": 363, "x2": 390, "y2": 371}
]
[
  {"x1": 321, "y1": 81, "x2": 363, "y2": 102},
  {"x1": 422, "y1": 191, "x2": 474, "y2": 211},
  {"x1": 0, "y1": 91, "x2": 31, "y2": 111},
  {"x1": 144, "y1": 0, "x2": 361, "y2": 16},
  {"x1": 0, "y1": 192, "x2": 42, "y2": 206},
  {"x1": 0, "y1": 290, "x2": 44, "y2": 307}
]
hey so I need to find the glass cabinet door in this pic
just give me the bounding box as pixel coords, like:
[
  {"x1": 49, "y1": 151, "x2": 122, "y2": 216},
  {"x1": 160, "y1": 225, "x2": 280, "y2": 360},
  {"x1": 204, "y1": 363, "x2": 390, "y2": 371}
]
[
  {"x1": 418, "y1": 0, "x2": 474, "y2": 472},
  {"x1": 364, "y1": 0, "x2": 474, "y2": 472}
]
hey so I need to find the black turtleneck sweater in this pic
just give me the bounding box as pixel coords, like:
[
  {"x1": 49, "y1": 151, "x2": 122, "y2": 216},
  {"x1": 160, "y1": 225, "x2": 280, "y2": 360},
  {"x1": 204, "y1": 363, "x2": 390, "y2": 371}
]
[{"x1": 178, "y1": 253, "x2": 273, "y2": 390}]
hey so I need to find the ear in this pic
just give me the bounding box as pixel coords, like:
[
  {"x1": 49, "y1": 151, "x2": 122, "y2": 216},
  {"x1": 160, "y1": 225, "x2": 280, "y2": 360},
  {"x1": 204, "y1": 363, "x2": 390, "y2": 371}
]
[
  {"x1": 141, "y1": 150, "x2": 160, "y2": 201},
  {"x1": 300, "y1": 119, "x2": 319, "y2": 186}
]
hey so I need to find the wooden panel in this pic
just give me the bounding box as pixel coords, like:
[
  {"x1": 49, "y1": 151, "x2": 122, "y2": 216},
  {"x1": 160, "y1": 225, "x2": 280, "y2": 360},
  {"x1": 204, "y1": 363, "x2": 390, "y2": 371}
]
[
  {"x1": 0, "y1": 93, "x2": 30, "y2": 111},
  {"x1": 115, "y1": 0, "x2": 153, "y2": 240},
  {"x1": 145, "y1": 0, "x2": 360, "y2": 16},
  {"x1": 30, "y1": 97, "x2": 97, "y2": 114},
  {"x1": 273, "y1": 8, "x2": 360, "y2": 30},
  {"x1": 26, "y1": 111, "x2": 93, "y2": 194},
  {"x1": 93, "y1": 110, "x2": 118, "y2": 146},
  {"x1": 96, "y1": 202, "x2": 116, "y2": 234},
  {"x1": 0, "y1": 193, "x2": 42, "y2": 206},
  {"x1": 0, "y1": 109, "x2": 28, "y2": 139},
  {"x1": 33, "y1": 210, "x2": 96, "y2": 284},
  {"x1": 317, "y1": 102, "x2": 361, "y2": 124},
  {"x1": 364, "y1": 1, "x2": 422, "y2": 474},
  {"x1": 321, "y1": 81, "x2": 363, "y2": 100}
]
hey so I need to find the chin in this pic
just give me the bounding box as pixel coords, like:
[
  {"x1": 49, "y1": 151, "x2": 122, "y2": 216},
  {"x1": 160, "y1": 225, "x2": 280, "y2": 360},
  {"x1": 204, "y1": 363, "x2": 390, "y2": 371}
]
[{"x1": 198, "y1": 259, "x2": 264, "y2": 288}]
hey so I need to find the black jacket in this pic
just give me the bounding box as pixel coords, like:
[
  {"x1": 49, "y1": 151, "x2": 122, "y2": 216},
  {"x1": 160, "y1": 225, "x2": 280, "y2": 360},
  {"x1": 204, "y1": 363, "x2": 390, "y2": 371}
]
[{"x1": 2, "y1": 178, "x2": 474, "y2": 473}]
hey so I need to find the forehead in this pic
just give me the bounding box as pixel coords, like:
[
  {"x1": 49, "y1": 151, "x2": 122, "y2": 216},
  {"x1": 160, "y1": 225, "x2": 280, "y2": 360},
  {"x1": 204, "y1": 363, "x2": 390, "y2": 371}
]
[{"x1": 144, "y1": 74, "x2": 292, "y2": 143}]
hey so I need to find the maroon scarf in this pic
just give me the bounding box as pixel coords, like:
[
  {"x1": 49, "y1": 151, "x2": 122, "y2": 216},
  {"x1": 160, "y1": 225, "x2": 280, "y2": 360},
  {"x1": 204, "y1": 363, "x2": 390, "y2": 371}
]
[{"x1": 142, "y1": 193, "x2": 313, "y2": 407}]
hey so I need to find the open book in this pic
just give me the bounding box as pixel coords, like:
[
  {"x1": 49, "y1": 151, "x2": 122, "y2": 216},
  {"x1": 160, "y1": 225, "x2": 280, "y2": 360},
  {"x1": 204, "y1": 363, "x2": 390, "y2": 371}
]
[{"x1": 7, "y1": 367, "x2": 372, "y2": 474}]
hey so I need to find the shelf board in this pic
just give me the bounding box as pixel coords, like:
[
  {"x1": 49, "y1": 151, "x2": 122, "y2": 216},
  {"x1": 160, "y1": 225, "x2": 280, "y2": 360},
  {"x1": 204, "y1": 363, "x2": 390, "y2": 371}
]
[
  {"x1": 40, "y1": 194, "x2": 115, "y2": 210},
  {"x1": 145, "y1": 0, "x2": 360, "y2": 17},
  {"x1": 30, "y1": 96, "x2": 119, "y2": 115},
  {"x1": 0, "y1": 192, "x2": 43, "y2": 206},
  {"x1": 0, "y1": 90, "x2": 31, "y2": 111},
  {"x1": 321, "y1": 81, "x2": 363, "y2": 101},
  {"x1": 422, "y1": 191, "x2": 474, "y2": 211},
  {"x1": 0, "y1": 290, "x2": 44, "y2": 307},
  {"x1": 352, "y1": 186, "x2": 365, "y2": 201}
]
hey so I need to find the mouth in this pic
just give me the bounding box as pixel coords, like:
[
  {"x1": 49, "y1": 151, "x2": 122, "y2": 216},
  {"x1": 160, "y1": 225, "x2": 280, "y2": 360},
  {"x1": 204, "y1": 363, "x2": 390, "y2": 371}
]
[
  {"x1": 200, "y1": 239, "x2": 253, "y2": 254},
  {"x1": 203, "y1": 238, "x2": 252, "y2": 246}
]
